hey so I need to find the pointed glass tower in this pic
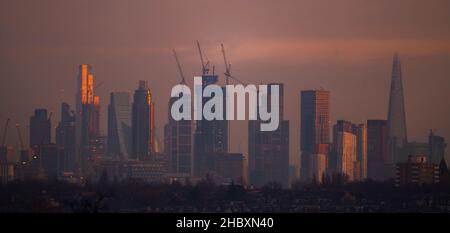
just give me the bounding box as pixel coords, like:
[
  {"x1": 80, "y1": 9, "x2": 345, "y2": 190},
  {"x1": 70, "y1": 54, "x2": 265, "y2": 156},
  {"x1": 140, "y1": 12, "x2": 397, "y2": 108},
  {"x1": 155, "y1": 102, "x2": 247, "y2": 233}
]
[{"x1": 387, "y1": 53, "x2": 408, "y2": 163}]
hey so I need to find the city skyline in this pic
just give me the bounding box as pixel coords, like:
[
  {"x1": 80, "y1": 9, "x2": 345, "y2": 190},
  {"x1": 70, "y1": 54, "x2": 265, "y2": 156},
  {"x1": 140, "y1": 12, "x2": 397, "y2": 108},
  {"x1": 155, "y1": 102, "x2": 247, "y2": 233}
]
[
  {"x1": 2, "y1": 2, "x2": 450, "y2": 222},
  {"x1": 1, "y1": 0, "x2": 450, "y2": 166}
]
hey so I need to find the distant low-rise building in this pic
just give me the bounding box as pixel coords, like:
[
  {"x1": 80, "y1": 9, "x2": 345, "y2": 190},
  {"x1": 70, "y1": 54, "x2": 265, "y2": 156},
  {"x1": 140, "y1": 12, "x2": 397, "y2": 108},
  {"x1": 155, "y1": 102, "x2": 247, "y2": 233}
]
[
  {"x1": 123, "y1": 157, "x2": 167, "y2": 183},
  {"x1": 95, "y1": 154, "x2": 168, "y2": 183},
  {"x1": 395, "y1": 155, "x2": 439, "y2": 186}
]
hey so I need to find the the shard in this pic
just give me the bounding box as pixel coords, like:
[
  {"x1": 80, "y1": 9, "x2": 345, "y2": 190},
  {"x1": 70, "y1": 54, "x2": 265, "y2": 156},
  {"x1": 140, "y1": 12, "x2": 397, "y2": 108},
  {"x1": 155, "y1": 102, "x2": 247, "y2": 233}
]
[{"x1": 387, "y1": 53, "x2": 408, "y2": 163}]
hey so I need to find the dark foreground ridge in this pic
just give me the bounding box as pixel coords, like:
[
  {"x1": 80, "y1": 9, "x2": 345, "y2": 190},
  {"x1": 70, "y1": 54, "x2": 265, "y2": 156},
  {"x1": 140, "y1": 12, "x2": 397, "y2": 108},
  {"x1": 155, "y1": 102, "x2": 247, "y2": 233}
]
[{"x1": 1, "y1": 178, "x2": 450, "y2": 213}]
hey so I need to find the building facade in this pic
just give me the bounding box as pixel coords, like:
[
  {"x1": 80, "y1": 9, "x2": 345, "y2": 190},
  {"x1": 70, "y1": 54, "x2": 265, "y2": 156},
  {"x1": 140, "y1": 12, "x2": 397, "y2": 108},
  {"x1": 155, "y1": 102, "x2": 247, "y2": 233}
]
[
  {"x1": 165, "y1": 94, "x2": 192, "y2": 177},
  {"x1": 131, "y1": 80, "x2": 155, "y2": 160},
  {"x1": 367, "y1": 120, "x2": 391, "y2": 180},
  {"x1": 75, "y1": 64, "x2": 101, "y2": 165},
  {"x1": 387, "y1": 53, "x2": 408, "y2": 163},
  {"x1": 428, "y1": 130, "x2": 447, "y2": 164},
  {"x1": 300, "y1": 90, "x2": 330, "y2": 182},
  {"x1": 395, "y1": 155, "x2": 439, "y2": 186},
  {"x1": 248, "y1": 83, "x2": 289, "y2": 188},
  {"x1": 193, "y1": 74, "x2": 228, "y2": 177},
  {"x1": 108, "y1": 92, "x2": 132, "y2": 160},
  {"x1": 332, "y1": 120, "x2": 367, "y2": 182},
  {"x1": 55, "y1": 103, "x2": 77, "y2": 173},
  {"x1": 30, "y1": 108, "x2": 51, "y2": 148}
]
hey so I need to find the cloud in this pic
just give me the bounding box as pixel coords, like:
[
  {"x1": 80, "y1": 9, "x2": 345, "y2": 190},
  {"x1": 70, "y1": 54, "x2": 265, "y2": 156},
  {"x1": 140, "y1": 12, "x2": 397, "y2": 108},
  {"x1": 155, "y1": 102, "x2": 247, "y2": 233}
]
[{"x1": 228, "y1": 38, "x2": 450, "y2": 64}]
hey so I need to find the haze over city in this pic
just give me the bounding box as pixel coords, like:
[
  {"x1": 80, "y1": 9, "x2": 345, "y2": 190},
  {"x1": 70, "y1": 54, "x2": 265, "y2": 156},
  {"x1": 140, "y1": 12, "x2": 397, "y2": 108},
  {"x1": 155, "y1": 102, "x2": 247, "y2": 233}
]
[{"x1": 1, "y1": 0, "x2": 450, "y2": 167}]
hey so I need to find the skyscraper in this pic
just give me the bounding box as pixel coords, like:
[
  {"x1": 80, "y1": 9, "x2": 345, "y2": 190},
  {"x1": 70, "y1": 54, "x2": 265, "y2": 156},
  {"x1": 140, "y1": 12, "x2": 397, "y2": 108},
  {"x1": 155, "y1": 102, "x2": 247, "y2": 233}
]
[
  {"x1": 354, "y1": 124, "x2": 367, "y2": 180},
  {"x1": 132, "y1": 80, "x2": 155, "y2": 160},
  {"x1": 76, "y1": 64, "x2": 92, "y2": 148},
  {"x1": 193, "y1": 74, "x2": 228, "y2": 178},
  {"x1": 248, "y1": 83, "x2": 289, "y2": 188},
  {"x1": 29, "y1": 109, "x2": 51, "y2": 148},
  {"x1": 90, "y1": 96, "x2": 101, "y2": 140},
  {"x1": 108, "y1": 92, "x2": 132, "y2": 160},
  {"x1": 428, "y1": 130, "x2": 447, "y2": 164},
  {"x1": 310, "y1": 144, "x2": 328, "y2": 184},
  {"x1": 300, "y1": 90, "x2": 330, "y2": 181},
  {"x1": 75, "y1": 64, "x2": 101, "y2": 162},
  {"x1": 55, "y1": 103, "x2": 77, "y2": 173},
  {"x1": 165, "y1": 88, "x2": 192, "y2": 177},
  {"x1": 333, "y1": 120, "x2": 357, "y2": 181},
  {"x1": 387, "y1": 53, "x2": 408, "y2": 163},
  {"x1": 367, "y1": 120, "x2": 390, "y2": 180},
  {"x1": 332, "y1": 120, "x2": 367, "y2": 182}
]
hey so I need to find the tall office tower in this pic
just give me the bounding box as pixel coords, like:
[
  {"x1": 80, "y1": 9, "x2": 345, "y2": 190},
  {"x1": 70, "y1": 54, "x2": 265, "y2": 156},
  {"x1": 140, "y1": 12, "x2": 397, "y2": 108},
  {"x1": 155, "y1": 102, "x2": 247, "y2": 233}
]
[
  {"x1": 248, "y1": 83, "x2": 289, "y2": 188},
  {"x1": 332, "y1": 120, "x2": 367, "y2": 182},
  {"x1": 90, "y1": 95, "x2": 101, "y2": 140},
  {"x1": 132, "y1": 80, "x2": 155, "y2": 160},
  {"x1": 387, "y1": 53, "x2": 408, "y2": 163},
  {"x1": 310, "y1": 144, "x2": 328, "y2": 184},
  {"x1": 428, "y1": 130, "x2": 447, "y2": 164},
  {"x1": 76, "y1": 64, "x2": 92, "y2": 148},
  {"x1": 29, "y1": 109, "x2": 51, "y2": 148},
  {"x1": 367, "y1": 120, "x2": 390, "y2": 180},
  {"x1": 75, "y1": 64, "x2": 101, "y2": 161},
  {"x1": 300, "y1": 90, "x2": 330, "y2": 181},
  {"x1": 193, "y1": 74, "x2": 228, "y2": 177},
  {"x1": 354, "y1": 124, "x2": 367, "y2": 180},
  {"x1": 55, "y1": 103, "x2": 77, "y2": 172},
  {"x1": 39, "y1": 144, "x2": 62, "y2": 179},
  {"x1": 108, "y1": 92, "x2": 132, "y2": 160},
  {"x1": 165, "y1": 90, "x2": 192, "y2": 177},
  {"x1": 333, "y1": 120, "x2": 357, "y2": 181}
]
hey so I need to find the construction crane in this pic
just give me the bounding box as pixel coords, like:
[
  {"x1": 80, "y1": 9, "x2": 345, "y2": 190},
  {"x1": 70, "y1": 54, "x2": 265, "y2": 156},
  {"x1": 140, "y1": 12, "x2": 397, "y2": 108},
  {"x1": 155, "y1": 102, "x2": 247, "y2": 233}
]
[
  {"x1": 221, "y1": 43, "x2": 232, "y2": 85},
  {"x1": 220, "y1": 43, "x2": 246, "y2": 85},
  {"x1": 1, "y1": 118, "x2": 10, "y2": 147},
  {"x1": 196, "y1": 40, "x2": 210, "y2": 75},
  {"x1": 16, "y1": 123, "x2": 30, "y2": 164},
  {"x1": 172, "y1": 49, "x2": 186, "y2": 84},
  {"x1": 15, "y1": 123, "x2": 25, "y2": 151}
]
